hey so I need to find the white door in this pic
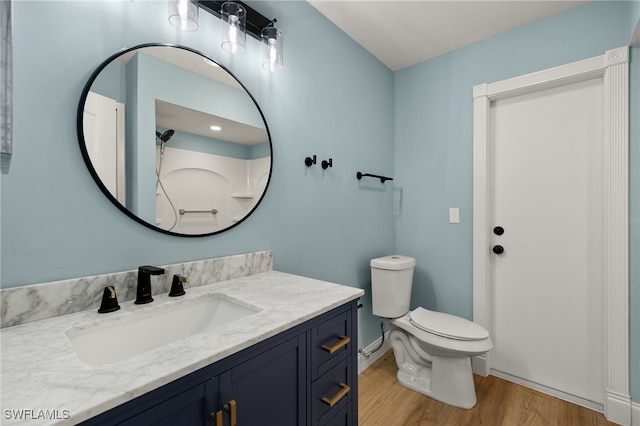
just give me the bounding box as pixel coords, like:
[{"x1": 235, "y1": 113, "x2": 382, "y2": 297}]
[
  {"x1": 83, "y1": 91, "x2": 126, "y2": 203},
  {"x1": 488, "y1": 77, "x2": 604, "y2": 405}
]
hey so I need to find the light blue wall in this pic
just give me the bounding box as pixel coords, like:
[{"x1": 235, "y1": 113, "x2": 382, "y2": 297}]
[
  {"x1": 394, "y1": 0, "x2": 638, "y2": 403},
  {"x1": 1, "y1": 1, "x2": 394, "y2": 347}
]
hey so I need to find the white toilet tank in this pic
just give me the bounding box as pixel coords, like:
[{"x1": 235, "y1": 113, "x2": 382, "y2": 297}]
[{"x1": 371, "y1": 255, "x2": 416, "y2": 318}]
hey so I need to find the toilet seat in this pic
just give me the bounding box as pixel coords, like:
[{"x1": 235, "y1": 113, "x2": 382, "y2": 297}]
[{"x1": 409, "y1": 307, "x2": 489, "y2": 341}]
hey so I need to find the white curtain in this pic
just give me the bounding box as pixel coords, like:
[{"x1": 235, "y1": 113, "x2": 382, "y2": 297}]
[{"x1": 1, "y1": 0, "x2": 12, "y2": 173}]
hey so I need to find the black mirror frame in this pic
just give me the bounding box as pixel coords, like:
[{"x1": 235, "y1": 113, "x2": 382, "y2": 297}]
[{"x1": 77, "y1": 43, "x2": 273, "y2": 237}]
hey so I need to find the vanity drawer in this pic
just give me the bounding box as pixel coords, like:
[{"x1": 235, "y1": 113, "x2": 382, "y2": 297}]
[
  {"x1": 311, "y1": 310, "x2": 352, "y2": 379},
  {"x1": 312, "y1": 358, "x2": 352, "y2": 425},
  {"x1": 320, "y1": 402, "x2": 352, "y2": 426}
]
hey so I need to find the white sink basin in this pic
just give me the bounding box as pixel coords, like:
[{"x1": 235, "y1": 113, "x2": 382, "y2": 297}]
[{"x1": 66, "y1": 293, "x2": 261, "y2": 365}]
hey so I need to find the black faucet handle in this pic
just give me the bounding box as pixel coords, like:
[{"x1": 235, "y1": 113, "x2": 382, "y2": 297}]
[
  {"x1": 139, "y1": 265, "x2": 165, "y2": 275},
  {"x1": 98, "y1": 286, "x2": 121, "y2": 313},
  {"x1": 169, "y1": 275, "x2": 187, "y2": 297}
]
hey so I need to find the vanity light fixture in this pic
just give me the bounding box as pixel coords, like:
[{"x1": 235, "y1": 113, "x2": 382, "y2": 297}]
[
  {"x1": 168, "y1": 0, "x2": 199, "y2": 32},
  {"x1": 220, "y1": 2, "x2": 246, "y2": 54},
  {"x1": 210, "y1": 125, "x2": 222, "y2": 131},
  {"x1": 173, "y1": 1, "x2": 282, "y2": 69},
  {"x1": 262, "y1": 21, "x2": 283, "y2": 71}
]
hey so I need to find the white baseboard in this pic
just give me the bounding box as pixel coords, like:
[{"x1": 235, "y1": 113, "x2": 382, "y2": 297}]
[
  {"x1": 606, "y1": 390, "x2": 632, "y2": 426},
  {"x1": 492, "y1": 370, "x2": 604, "y2": 413},
  {"x1": 632, "y1": 401, "x2": 640, "y2": 426},
  {"x1": 357, "y1": 331, "x2": 391, "y2": 374}
]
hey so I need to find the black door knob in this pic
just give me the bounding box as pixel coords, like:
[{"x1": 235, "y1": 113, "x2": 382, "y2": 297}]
[
  {"x1": 492, "y1": 245, "x2": 504, "y2": 254},
  {"x1": 493, "y1": 226, "x2": 504, "y2": 236}
]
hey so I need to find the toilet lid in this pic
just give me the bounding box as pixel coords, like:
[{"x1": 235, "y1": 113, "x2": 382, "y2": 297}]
[{"x1": 409, "y1": 307, "x2": 489, "y2": 341}]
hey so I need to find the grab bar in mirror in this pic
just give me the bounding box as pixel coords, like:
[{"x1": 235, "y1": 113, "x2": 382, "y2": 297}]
[{"x1": 179, "y1": 209, "x2": 219, "y2": 215}]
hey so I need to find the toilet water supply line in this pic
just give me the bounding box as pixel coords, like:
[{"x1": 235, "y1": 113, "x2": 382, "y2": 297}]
[{"x1": 359, "y1": 320, "x2": 386, "y2": 359}]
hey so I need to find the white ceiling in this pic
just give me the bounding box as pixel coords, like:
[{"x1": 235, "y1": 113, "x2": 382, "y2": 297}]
[{"x1": 308, "y1": 0, "x2": 588, "y2": 71}]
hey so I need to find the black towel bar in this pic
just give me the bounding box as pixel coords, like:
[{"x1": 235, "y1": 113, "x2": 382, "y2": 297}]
[{"x1": 356, "y1": 172, "x2": 393, "y2": 183}]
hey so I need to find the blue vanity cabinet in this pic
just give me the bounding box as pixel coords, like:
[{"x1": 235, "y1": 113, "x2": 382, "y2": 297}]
[
  {"x1": 319, "y1": 403, "x2": 353, "y2": 426},
  {"x1": 79, "y1": 300, "x2": 358, "y2": 426},
  {"x1": 311, "y1": 308, "x2": 356, "y2": 426},
  {"x1": 79, "y1": 377, "x2": 218, "y2": 425},
  {"x1": 215, "y1": 334, "x2": 307, "y2": 425},
  {"x1": 117, "y1": 379, "x2": 217, "y2": 426}
]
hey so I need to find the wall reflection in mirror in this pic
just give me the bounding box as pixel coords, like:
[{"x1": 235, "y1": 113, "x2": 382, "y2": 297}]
[{"x1": 79, "y1": 44, "x2": 272, "y2": 236}]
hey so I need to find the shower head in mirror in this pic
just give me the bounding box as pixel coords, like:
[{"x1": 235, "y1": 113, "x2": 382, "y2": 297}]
[{"x1": 156, "y1": 129, "x2": 175, "y2": 143}]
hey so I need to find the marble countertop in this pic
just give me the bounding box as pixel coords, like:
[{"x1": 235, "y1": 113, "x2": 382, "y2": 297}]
[{"x1": 0, "y1": 271, "x2": 364, "y2": 425}]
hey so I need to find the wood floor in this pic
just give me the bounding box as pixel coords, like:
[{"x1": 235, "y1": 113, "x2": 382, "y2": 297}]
[{"x1": 358, "y1": 350, "x2": 616, "y2": 426}]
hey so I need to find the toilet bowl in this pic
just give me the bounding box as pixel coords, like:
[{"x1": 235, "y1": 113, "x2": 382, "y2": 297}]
[
  {"x1": 389, "y1": 307, "x2": 492, "y2": 408},
  {"x1": 371, "y1": 255, "x2": 492, "y2": 409}
]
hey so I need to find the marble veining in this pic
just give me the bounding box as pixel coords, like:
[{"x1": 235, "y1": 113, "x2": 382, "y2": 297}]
[
  {"x1": 0, "y1": 270, "x2": 364, "y2": 425},
  {"x1": 0, "y1": 251, "x2": 272, "y2": 328}
]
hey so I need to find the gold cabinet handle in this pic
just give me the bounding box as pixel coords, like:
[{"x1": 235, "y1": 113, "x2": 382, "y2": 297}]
[
  {"x1": 322, "y1": 335, "x2": 350, "y2": 354},
  {"x1": 321, "y1": 383, "x2": 350, "y2": 407},
  {"x1": 224, "y1": 400, "x2": 237, "y2": 426},
  {"x1": 210, "y1": 410, "x2": 223, "y2": 426}
]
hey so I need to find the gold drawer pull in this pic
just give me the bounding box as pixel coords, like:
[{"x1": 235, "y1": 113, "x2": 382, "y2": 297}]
[
  {"x1": 322, "y1": 335, "x2": 350, "y2": 354},
  {"x1": 322, "y1": 383, "x2": 350, "y2": 407},
  {"x1": 210, "y1": 410, "x2": 223, "y2": 426},
  {"x1": 224, "y1": 400, "x2": 237, "y2": 426}
]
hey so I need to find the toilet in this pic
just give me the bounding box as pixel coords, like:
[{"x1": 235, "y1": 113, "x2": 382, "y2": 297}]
[{"x1": 371, "y1": 255, "x2": 492, "y2": 409}]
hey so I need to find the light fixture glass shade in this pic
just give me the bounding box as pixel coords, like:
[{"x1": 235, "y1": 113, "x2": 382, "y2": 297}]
[
  {"x1": 168, "y1": 0, "x2": 199, "y2": 32},
  {"x1": 261, "y1": 26, "x2": 283, "y2": 71},
  {"x1": 221, "y1": 2, "x2": 246, "y2": 54}
]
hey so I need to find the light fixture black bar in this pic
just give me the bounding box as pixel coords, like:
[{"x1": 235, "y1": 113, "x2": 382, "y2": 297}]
[{"x1": 199, "y1": 1, "x2": 274, "y2": 41}]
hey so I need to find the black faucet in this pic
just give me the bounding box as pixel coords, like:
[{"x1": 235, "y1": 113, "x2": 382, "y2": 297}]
[{"x1": 135, "y1": 265, "x2": 165, "y2": 304}]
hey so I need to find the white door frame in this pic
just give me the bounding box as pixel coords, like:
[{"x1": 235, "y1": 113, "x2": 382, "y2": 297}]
[{"x1": 472, "y1": 47, "x2": 630, "y2": 425}]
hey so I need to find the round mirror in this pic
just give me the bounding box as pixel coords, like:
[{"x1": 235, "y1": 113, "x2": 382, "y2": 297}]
[{"x1": 77, "y1": 43, "x2": 272, "y2": 236}]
